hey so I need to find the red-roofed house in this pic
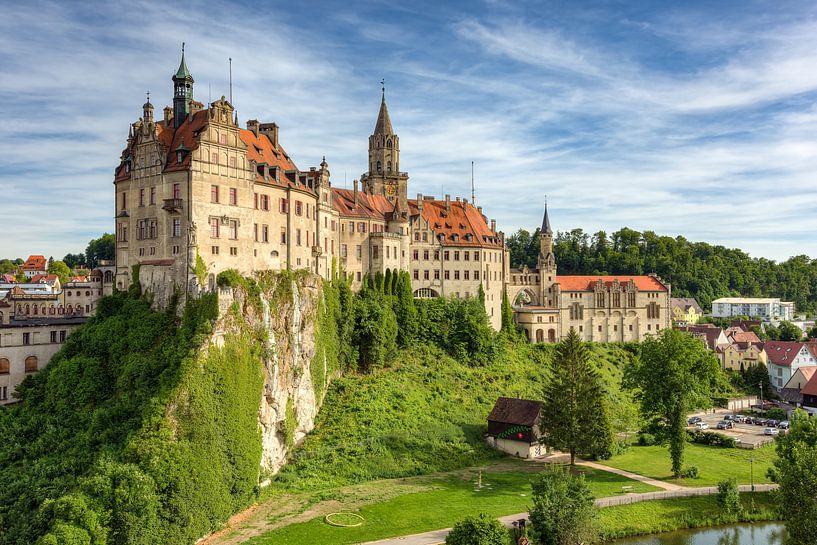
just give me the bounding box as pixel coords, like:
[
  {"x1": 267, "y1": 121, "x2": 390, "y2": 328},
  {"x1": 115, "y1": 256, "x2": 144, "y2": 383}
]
[
  {"x1": 801, "y1": 372, "x2": 817, "y2": 412},
  {"x1": 766, "y1": 341, "x2": 817, "y2": 390},
  {"x1": 21, "y1": 255, "x2": 47, "y2": 279}
]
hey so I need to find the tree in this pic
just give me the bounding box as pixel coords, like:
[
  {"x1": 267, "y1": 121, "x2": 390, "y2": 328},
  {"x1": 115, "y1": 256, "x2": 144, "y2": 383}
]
[
  {"x1": 500, "y1": 287, "x2": 515, "y2": 336},
  {"x1": 63, "y1": 253, "x2": 86, "y2": 269},
  {"x1": 0, "y1": 258, "x2": 18, "y2": 274},
  {"x1": 777, "y1": 321, "x2": 803, "y2": 342},
  {"x1": 769, "y1": 410, "x2": 817, "y2": 545},
  {"x1": 528, "y1": 466, "x2": 597, "y2": 545},
  {"x1": 384, "y1": 268, "x2": 393, "y2": 296},
  {"x1": 716, "y1": 478, "x2": 742, "y2": 516},
  {"x1": 807, "y1": 324, "x2": 817, "y2": 339},
  {"x1": 353, "y1": 290, "x2": 397, "y2": 372},
  {"x1": 394, "y1": 271, "x2": 419, "y2": 348},
  {"x1": 48, "y1": 260, "x2": 72, "y2": 284},
  {"x1": 445, "y1": 513, "x2": 509, "y2": 545},
  {"x1": 541, "y1": 328, "x2": 614, "y2": 464},
  {"x1": 743, "y1": 362, "x2": 771, "y2": 397},
  {"x1": 625, "y1": 329, "x2": 721, "y2": 477},
  {"x1": 85, "y1": 234, "x2": 115, "y2": 269}
]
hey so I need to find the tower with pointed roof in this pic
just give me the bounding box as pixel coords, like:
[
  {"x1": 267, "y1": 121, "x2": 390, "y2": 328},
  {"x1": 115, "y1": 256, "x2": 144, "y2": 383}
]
[
  {"x1": 361, "y1": 85, "x2": 409, "y2": 209},
  {"x1": 173, "y1": 44, "x2": 194, "y2": 128},
  {"x1": 538, "y1": 201, "x2": 557, "y2": 306}
]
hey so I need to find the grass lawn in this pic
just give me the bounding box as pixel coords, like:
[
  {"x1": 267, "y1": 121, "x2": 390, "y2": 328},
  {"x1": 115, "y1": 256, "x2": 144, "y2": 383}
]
[
  {"x1": 599, "y1": 492, "x2": 778, "y2": 540},
  {"x1": 245, "y1": 462, "x2": 659, "y2": 545},
  {"x1": 599, "y1": 443, "x2": 777, "y2": 487}
]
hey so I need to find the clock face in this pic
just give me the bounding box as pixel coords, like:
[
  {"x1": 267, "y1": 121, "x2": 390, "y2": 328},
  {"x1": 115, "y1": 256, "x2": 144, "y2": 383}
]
[{"x1": 386, "y1": 183, "x2": 397, "y2": 196}]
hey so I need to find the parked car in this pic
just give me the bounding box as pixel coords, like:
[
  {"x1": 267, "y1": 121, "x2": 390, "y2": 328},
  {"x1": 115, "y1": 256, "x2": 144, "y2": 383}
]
[
  {"x1": 778, "y1": 421, "x2": 790, "y2": 430},
  {"x1": 764, "y1": 427, "x2": 780, "y2": 436},
  {"x1": 695, "y1": 422, "x2": 710, "y2": 430},
  {"x1": 766, "y1": 419, "x2": 779, "y2": 427},
  {"x1": 716, "y1": 420, "x2": 734, "y2": 430},
  {"x1": 724, "y1": 414, "x2": 735, "y2": 421},
  {"x1": 755, "y1": 418, "x2": 769, "y2": 426},
  {"x1": 733, "y1": 415, "x2": 747, "y2": 423},
  {"x1": 688, "y1": 416, "x2": 703, "y2": 425},
  {"x1": 743, "y1": 417, "x2": 754, "y2": 425}
]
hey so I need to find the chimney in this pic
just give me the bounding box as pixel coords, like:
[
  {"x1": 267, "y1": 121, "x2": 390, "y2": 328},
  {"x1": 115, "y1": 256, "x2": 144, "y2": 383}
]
[
  {"x1": 417, "y1": 193, "x2": 423, "y2": 211},
  {"x1": 247, "y1": 119, "x2": 259, "y2": 137},
  {"x1": 259, "y1": 122, "x2": 279, "y2": 150},
  {"x1": 353, "y1": 179, "x2": 359, "y2": 203},
  {"x1": 477, "y1": 206, "x2": 483, "y2": 215},
  {"x1": 491, "y1": 219, "x2": 496, "y2": 232},
  {"x1": 163, "y1": 106, "x2": 173, "y2": 125},
  {"x1": 445, "y1": 194, "x2": 451, "y2": 213},
  {"x1": 456, "y1": 196, "x2": 461, "y2": 202}
]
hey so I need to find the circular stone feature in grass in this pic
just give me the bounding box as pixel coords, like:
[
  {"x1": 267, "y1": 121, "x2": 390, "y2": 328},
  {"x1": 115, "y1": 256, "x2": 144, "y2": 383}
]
[{"x1": 324, "y1": 512, "x2": 365, "y2": 528}]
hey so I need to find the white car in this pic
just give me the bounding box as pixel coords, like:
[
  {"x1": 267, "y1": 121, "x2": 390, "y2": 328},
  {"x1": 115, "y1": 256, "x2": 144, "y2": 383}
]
[
  {"x1": 695, "y1": 422, "x2": 710, "y2": 430},
  {"x1": 764, "y1": 427, "x2": 780, "y2": 436}
]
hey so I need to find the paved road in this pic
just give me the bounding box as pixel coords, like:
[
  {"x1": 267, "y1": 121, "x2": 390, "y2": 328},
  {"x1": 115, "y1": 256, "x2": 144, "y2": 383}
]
[{"x1": 359, "y1": 483, "x2": 778, "y2": 545}]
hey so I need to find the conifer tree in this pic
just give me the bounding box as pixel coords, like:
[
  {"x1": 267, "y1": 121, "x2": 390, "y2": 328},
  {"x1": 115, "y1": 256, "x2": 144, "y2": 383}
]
[
  {"x1": 541, "y1": 328, "x2": 614, "y2": 464},
  {"x1": 500, "y1": 287, "x2": 515, "y2": 335},
  {"x1": 478, "y1": 284, "x2": 486, "y2": 305},
  {"x1": 395, "y1": 271, "x2": 419, "y2": 347},
  {"x1": 384, "y1": 268, "x2": 393, "y2": 295}
]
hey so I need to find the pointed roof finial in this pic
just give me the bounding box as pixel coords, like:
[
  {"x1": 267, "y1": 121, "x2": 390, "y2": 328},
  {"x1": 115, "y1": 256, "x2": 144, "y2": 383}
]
[
  {"x1": 373, "y1": 80, "x2": 394, "y2": 135},
  {"x1": 542, "y1": 197, "x2": 553, "y2": 235},
  {"x1": 175, "y1": 42, "x2": 193, "y2": 80}
]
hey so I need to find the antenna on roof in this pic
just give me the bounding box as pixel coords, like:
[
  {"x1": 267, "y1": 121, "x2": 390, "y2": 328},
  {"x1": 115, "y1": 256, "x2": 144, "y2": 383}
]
[
  {"x1": 208, "y1": 83, "x2": 211, "y2": 106},
  {"x1": 471, "y1": 161, "x2": 475, "y2": 204},
  {"x1": 229, "y1": 57, "x2": 233, "y2": 104},
  {"x1": 381, "y1": 78, "x2": 385, "y2": 99}
]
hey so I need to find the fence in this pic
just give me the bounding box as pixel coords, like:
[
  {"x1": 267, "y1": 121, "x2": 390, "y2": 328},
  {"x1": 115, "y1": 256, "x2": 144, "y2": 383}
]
[{"x1": 597, "y1": 484, "x2": 778, "y2": 507}]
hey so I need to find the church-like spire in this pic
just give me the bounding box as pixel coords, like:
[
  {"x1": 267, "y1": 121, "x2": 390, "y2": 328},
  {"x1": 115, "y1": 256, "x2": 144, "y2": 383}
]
[
  {"x1": 175, "y1": 43, "x2": 193, "y2": 80},
  {"x1": 172, "y1": 43, "x2": 194, "y2": 128},
  {"x1": 374, "y1": 81, "x2": 394, "y2": 135},
  {"x1": 541, "y1": 200, "x2": 553, "y2": 235}
]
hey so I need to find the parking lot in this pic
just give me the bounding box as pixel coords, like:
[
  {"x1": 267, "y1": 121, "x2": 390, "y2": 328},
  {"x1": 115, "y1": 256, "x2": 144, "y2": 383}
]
[{"x1": 687, "y1": 408, "x2": 782, "y2": 448}]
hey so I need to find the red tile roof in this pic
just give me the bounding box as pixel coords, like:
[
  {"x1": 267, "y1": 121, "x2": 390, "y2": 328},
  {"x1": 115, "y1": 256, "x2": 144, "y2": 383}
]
[
  {"x1": 408, "y1": 199, "x2": 503, "y2": 248},
  {"x1": 23, "y1": 255, "x2": 46, "y2": 271},
  {"x1": 730, "y1": 331, "x2": 761, "y2": 344},
  {"x1": 556, "y1": 275, "x2": 668, "y2": 292},
  {"x1": 29, "y1": 274, "x2": 58, "y2": 284},
  {"x1": 765, "y1": 341, "x2": 810, "y2": 367},
  {"x1": 802, "y1": 371, "x2": 817, "y2": 396},
  {"x1": 331, "y1": 188, "x2": 394, "y2": 219}
]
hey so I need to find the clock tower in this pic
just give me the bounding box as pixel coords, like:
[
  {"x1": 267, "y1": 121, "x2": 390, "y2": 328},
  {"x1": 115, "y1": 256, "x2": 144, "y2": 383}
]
[{"x1": 361, "y1": 85, "x2": 409, "y2": 209}]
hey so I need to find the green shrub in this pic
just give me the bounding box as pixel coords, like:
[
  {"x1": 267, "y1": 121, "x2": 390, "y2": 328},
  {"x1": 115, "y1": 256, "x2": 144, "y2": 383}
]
[
  {"x1": 765, "y1": 407, "x2": 787, "y2": 421},
  {"x1": 445, "y1": 513, "x2": 510, "y2": 545},
  {"x1": 686, "y1": 429, "x2": 736, "y2": 448},
  {"x1": 529, "y1": 466, "x2": 597, "y2": 545},
  {"x1": 637, "y1": 433, "x2": 657, "y2": 446},
  {"x1": 681, "y1": 466, "x2": 700, "y2": 479},
  {"x1": 717, "y1": 478, "x2": 742, "y2": 515}
]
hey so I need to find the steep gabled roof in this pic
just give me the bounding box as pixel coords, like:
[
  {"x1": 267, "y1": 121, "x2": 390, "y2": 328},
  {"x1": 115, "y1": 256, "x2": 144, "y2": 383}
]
[
  {"x1": 802, "y1": 371, "x2": 817, "y2": 396},
  {"x1": 557, "y1": 275, "x2": 668, "y2": 292},
  {"x1": 22, "y1": 255, "x2": 46, "y2": 271},
  {"x1": 407, "y1": 198, "x2": 502, "y2": 248},
  {"x1": 487, "y1": 397, "x2": 542, "y2": 427},
  {"x1": 765, "y1": 341, "x2": 808, "y2": 367}
]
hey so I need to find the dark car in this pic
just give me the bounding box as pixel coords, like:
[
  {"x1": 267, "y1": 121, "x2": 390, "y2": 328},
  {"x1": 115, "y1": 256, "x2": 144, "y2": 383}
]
[
  {"x1": 755, "y1": 418, "x2": 768, "y2": 426},
  {"x1": 688, "y1": 416, "x2": 703, "y2": 425},
  {"x1": 766, "y1": 419, "x2": 779, "y2": 427},
  {"x1": 724, "y1": 415, "x2": 735, "y2": 421},
  {"x1": 778, "y1": 421, "x2": 790, "y2": 430},
  {"x1": 716, "y1": 420, "x2": 734, "y2": 430},
  {"x1": 743, "y1": 416, "x2": 754, "y2": 425}
]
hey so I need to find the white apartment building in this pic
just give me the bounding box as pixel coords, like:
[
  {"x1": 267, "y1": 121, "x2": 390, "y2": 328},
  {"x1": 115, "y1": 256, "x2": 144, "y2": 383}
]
[{"x1": 711, "y1": 297, "x2": 794, "y2": 322}]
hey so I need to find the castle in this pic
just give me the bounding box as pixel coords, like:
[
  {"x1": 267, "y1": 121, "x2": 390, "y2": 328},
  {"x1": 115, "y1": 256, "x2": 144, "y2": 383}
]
[
  {"x1": 114, "y1": 50, "x2": 509, "y2": 327},
  {"x1": 114, "y1": 49, "x2": 670, "y2": 339}
]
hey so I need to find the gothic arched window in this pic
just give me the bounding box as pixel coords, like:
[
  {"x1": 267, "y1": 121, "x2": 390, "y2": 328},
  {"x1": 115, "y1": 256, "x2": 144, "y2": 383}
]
[
  {"x1": 387, "y1": 161, "x2": 392, "y2": 173},
  {"x1": 25, "y1": 356, "x2": 38, "y2": 373},
  {"x1": 377, "y1": 161, "x2": 382, "y2": 173}
]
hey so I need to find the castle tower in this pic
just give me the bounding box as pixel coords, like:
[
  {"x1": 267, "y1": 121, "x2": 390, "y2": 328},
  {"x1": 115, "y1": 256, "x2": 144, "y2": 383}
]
[
  {"x1": 172, "y1": 44, "x2": 194, "y2": 128},
  {"x1": 361, "y1": 84, "x2": 409, "y2": 208},
  {"x1": 538, "y1": 202, "x2": 557, "y2": 306}
]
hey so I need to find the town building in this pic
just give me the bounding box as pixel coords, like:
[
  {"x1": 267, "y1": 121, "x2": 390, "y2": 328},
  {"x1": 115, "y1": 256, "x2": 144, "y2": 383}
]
[
  {"x1": 113, "y1": 50, "x2": 508, "y2": 327},
  {"x1": 780, "y1": 366, "x2": 817, "y2": 405},
  {"x1": 670, "y1": 297, "x2": 702, "y2": 325},
  {"x1": 711, "y1": 297, "x2": 794, "y2": 322},
  {"x1": 765, "y1": 341, "x2": 817, "y2": 390},
  {"x1": 21, "y1": 255, "x2": 47, "y2": 279},
  {"x1": 716, "y1": 341, "x2": 767, "y2": 372},
  {"x1": 801, "y1": 372, "x2": 817, "y2": 414},
  {"x1": 507, "y1": 206, "x2": 672, "y2": 343},
  {"x1": 676, "y1": 324, "x2": 730, "y2": 351},
  {"x1": 486, "y1": 397, "x2": 544, "y2": 459}
]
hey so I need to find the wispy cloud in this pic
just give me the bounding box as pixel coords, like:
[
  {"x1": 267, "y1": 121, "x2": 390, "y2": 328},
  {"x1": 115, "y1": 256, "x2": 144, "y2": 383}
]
[{"x1": 0, "y1": 1, "x2": 816, "y2": 262}]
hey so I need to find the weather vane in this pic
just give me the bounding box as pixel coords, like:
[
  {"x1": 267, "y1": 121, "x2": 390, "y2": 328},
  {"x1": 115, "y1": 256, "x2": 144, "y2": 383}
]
[{"x1": 381, "y1": 78, "x2": 385, "y2": 97}]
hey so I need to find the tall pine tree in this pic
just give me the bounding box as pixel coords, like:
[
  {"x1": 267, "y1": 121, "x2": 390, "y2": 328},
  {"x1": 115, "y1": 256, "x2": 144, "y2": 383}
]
[
  {"x1": 394, "y1": 271, "x2": 419, "y2": 347},
  {"x1": 541, "y1": 328, "x2": 614, "y2": 464},
  {"x1": 500, "y1": 287, "x2": 515, "y2": 335}
]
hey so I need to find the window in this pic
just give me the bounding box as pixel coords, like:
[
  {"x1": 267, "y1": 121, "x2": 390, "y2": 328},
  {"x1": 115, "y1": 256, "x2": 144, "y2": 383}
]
[
  {"x1": 413, "y1": 250, "x2": 419, "y2": 260},
  {"x1": 349, "y1": 221, "x2": 355, "y2": 233},
  {"x1": 173, "y1": 218, "x2": 181, "y2": 237},
  {"x1": 229, "y1": 156, "x2": 236, "y2": 167},
  {"x1": 373, "y1": 246, "x2": 379, "y2": 259},
  {"x1": 413, "y1": 270, "x2": 419, "y2": 280},
  {"x1": 434, "y1": 270, "x2": 440, "y2": 280},
  {"x1": 358, "y1": 222, "x2": 367, "y2": 233},
  {"x1": 212, "y1": 246, "x2": 219, "y2": 255},
  {"x1": 139, "y1": 188, "x2": 145, "y2": 206},
  {"x1": 254, "y1": 223, "x2": 258, "y2": 242},
  {"x1": 50, "y1": 331, "x2": 57, "y2": 343},
  {"x1": 23, "y1": 332, "x2": 30, "y2": 345},
  {"x1": 444, "y1": 251, "x2": 450, "y2": 261},
  {"x1": 612, "y1": 292, "x2": 621, "y2": 307},
  {"x1": 434, "y1": 250, "x2": 440, "y2": 260},
  {"x1": 149, "y1": 186, "x2": 156, "y2": 205},
  {"x1": 464, "y1": 271, "x2": 470, "y2": 280},
  {"x1": 262, "y1": 225, "x2": 270, "y2": 243},
  {"x1": 229, "y1": 188, "x2": 237, "y2": 206},
  {"x1": 423, "y1": 250, "x2": 429, "y2": 260},
  {"x1": 230, "y1": 247, "x2": 238, "y2": 256},
  {"x1": 454, "y1": 271, "x2": 460, "y2": 280},
  {"x1": 295, "y1": 200, "x2": 303, "y2": 216},
  {"x1": 424, "y1": 270, "x2": 429, "y2": 280},
  {"x1": 474, "y1": 270, "x2": 479, "y2": 280},
  {"x1": 211, "y1": 152, "x2": 218, "y2": 164},
  {"x1": 25, "y1": 356, "x2": 38, "y2": 373},
  {"x1": 0, "y1": 386, "x2": 6, "y2": 400},
  {"x1": 219, "y1": 133, "x2": 227, "y2": 144},
  {"x1": 444, "y1": 271, "x2": 450, "y2": 280},
  {"x1": 0, "y1": 358, "x2": 7, "y2": 374},
  {"x1": 210, "y1": 218, "x2": 220, "y2": 238},
  {"x1": 60, "y1": 330, "x2": 66, "y2": 343},
  {"x1": 280, "y1": 198, "x2": 289, "y2": 213},
  {"x1": 121, "y1": 192, "x2": 127, "y2": 210},
  {"x1": 228, "y1": 220, "x2": 238, "y2": 240},
  {"x1": 211, "y1": 185, "x2": 219, "y2": 203},
  {"x1": 356, "y1": 245, "x2": 362, "y2": 259},
  {"x1": 296, "y1": 229, "x2": 302, "y2": 246},
  {"x1": 454, "y1": 251, "x2": 460, "y2": 261},
  {"x1": 628, "y1": 292, "x2": 636, "y2": 307},
  {"x1": 464, "y1": 252, "x2": 469, "y2": 261},
  {"x1": 173, "y1": 183, "x2": 181, "y2": 199},
  {"x1": 340, "y1": 244, "x2": 348, "y2": 257}
]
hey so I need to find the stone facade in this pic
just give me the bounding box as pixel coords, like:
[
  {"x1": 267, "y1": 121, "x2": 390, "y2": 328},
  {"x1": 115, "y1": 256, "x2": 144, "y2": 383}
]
[
  {"x1": 113, "y1": 52, "x2": 508, "y2": 328},
  {"x1": 508, "y1": 206, "x2": 672, "y2": 343}
]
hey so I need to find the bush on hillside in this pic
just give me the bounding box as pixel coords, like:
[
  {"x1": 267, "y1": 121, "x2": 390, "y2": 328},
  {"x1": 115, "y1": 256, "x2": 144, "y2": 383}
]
[
  {"x1": 686, "y1": 429, "x2": 737, "y2": 448},
  {"x1": 445, "y1": 514, "x2": 511, "y2": 545}
]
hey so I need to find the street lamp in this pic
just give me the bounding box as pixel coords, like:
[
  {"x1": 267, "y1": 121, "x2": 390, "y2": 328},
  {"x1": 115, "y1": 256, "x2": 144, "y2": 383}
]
[
  {"x1": 759, "y1": 381, "x2": 764, "y2": 409},
  {"x1": 750, "y1": 456, "x2": 754, "y2": 492}
]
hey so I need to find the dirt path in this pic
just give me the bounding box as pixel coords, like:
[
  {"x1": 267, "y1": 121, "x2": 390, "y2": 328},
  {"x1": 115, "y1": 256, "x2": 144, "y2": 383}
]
[{"x1": 576, "y1": 460, "x2": 684, "y2": 491}]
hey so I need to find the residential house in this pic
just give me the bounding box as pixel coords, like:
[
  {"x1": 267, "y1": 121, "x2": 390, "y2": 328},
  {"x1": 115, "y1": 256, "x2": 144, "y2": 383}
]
[
  {"x1": 677, "y1": 324, "x2": 730, "y2": 351},
  {"x1": 718, "y1": 341, "x2": 767, "y2": 372},
  {"x1": 712, "y1": 297, "x2": 794, "y2": 322},
  {"x1": 765, "y1": 341, "x2": 817, "y2": 390},
  {"x1": 724, "y1": 327, "x2": 761, "y2": 344},
  {"x1": 21, "y1": 255, "x2": 47, "y2": 279},
  {"x1": 671, "y1": 297, "x2": 703, "y2": 325},
  {"x1": 801, "y1": 372, "x2": 817, "y2": 414},
  {"x1": 780, "y1": 366, "x2": 817, "y2": 405},
  {"x1": 486, "y1": 397, "x2": 544, "y2": 459}
]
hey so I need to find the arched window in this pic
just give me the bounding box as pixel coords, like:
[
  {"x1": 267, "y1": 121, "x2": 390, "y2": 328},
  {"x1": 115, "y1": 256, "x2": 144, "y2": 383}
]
[
  {"x1": 25, "y1": 304, "x2": 30, "y2": 314},
  {"x1": 25, "y1": 356, "x2": 38, "y2": 373},
  {"x1": 0, "y1": 358, "x2": 8, "y2": 374},
  {"x1": 387, "y1": 138, "x2": 393, "y2": 148},
  {"x1": 41, "y1": 305, "x2": 46, "y2": 315},
  {"x1": 49, "y1": 305, "x2": 55, "y2": 315},
  {"x1": 0, "y1": 312, "x2": 3, "y2": 323},
  {"x1": 32, "y1": 305, "x2": 38, "y2": 315},
  {"x1": 85, "y1": 291, "x2": 90, "y2": 296},
  {"x1": 548, "y1": 329, "x2": 556, "y2": 343},
  {"x1": 376, "y1": 161, "x2": 382, "y2": 173},
  {"x1": 104, "y1": 270, "x2": 113, "y2": 282},
  {"x1": 67, "y1": 305, "x2": 73, "y2": 314},
  {"x1": 387, "y1": 161, "x2": 392, "y2": 173},
  {"x1": 413, "y1": 288, "x2": 439, "y2": 298},
  {"x1": 16, "y1": 304, "x2": 22, "y2": 314},
  {"x1": 536, "y1": 329, "x2": 544, "y2": 343}
]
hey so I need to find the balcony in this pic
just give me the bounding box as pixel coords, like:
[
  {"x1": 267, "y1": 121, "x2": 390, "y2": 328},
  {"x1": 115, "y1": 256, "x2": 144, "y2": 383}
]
[{"x1": 162, "y1": 198, "x2": 183, "y2": 213}]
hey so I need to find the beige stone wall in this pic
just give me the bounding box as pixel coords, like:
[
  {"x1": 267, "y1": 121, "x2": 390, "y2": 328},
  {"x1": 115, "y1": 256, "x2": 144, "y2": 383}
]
[{"x1": 63, "y1": 280, "x2": 103, "y2": 315}]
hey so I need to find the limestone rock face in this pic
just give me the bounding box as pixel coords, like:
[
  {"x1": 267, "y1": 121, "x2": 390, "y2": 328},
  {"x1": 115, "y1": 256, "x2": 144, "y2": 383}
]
[{"x1": 213, "y1": 273, "x2": 327, "y2": 477}]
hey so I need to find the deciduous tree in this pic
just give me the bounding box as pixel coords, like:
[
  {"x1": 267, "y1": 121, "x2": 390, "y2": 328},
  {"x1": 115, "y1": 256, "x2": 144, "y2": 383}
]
[
  {"x1": 445, "y1": 513, "x2": 508, "y2": 545},
  {"x1": 625, "y1": 329, "x2": 721, "y2": 477},
  {"x1": 529, "y1": 466, "x2": 596, "y2": 545}
]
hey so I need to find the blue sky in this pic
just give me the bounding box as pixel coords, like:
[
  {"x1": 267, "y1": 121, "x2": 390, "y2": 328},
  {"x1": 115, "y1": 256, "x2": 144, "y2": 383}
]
[{"x1": 2, "y1": 0, "x2": 817, "y2": 261}]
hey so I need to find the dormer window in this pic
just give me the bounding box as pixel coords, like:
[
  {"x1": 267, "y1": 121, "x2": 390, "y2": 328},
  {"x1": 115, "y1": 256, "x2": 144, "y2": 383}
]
[
  {"x1": 124, "y1": 162, "x2": 131, "y2": 174},
  {"x1": 176, "y1": 151, "x2": 184, "y2": 164}
]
